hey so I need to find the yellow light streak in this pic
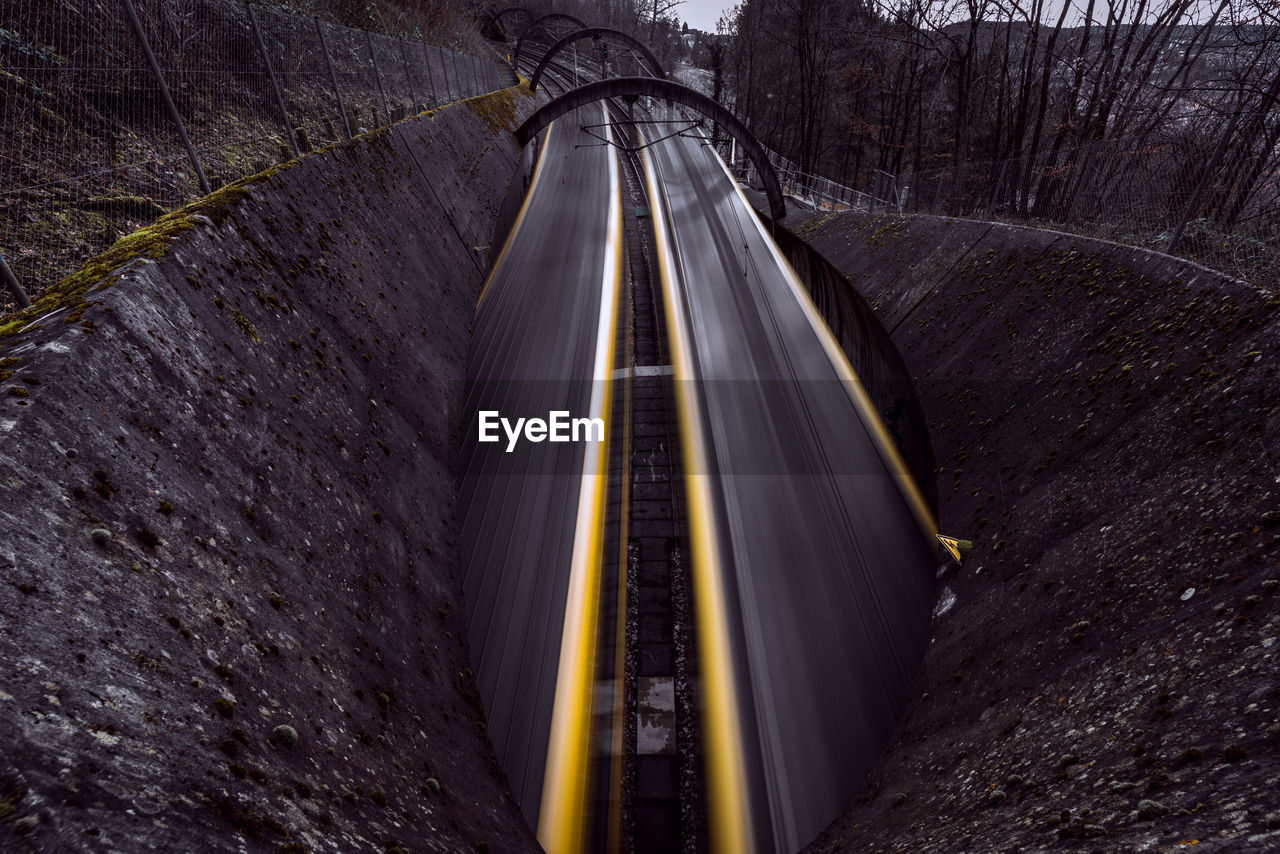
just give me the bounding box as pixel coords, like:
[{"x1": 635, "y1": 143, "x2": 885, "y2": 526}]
[
  {"x1": 707, "y1": 147, "x2": 939, "y2": 543},
  {"x1": 477, "y1": 120, "x2": 557, "y2": 308},
  {"x1": 640, "y1": 134, "x2": 757, "y2": 854},
  {"x1": 537, "y1": 104, "x2": 624, "y2": 854}
]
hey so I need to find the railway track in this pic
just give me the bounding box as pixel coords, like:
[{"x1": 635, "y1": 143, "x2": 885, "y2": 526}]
[
  {"x1": 465, "y1": 34, "x2": 937, "y2": 854},
  {"x1": 494, "y1": 48, "x2": 709, "y2": 853},
  {"x1": 611, "y1": 107, "x2": 702, "y2": 854}
]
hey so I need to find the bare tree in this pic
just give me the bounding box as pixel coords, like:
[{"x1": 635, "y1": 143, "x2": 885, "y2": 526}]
[
  {"x1": 720, "y1": 0, "x2": 1279, "y2": 275},
  {"x1": 646, "y1": 0, "x2": 686, "y2": 44}
]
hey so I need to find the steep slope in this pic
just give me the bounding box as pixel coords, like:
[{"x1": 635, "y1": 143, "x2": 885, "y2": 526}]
[
  {"x1": 785, "y1": 211, "x2": 1280, "y2": 853},
  {"x1": 0, "y1": 86, "x2": 542, "y2": 853}
]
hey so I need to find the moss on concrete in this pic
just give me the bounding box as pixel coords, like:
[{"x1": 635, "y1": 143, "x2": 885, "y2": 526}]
[
  {"x1": 0, "y1": 165, "x2": 294, "y2": 342},
  {"x1": 0, "y1": 81, "x2": 539, "y2": 344},
  {"x1": 462, "y1": 83, "x2": 533, "y2": 135}
]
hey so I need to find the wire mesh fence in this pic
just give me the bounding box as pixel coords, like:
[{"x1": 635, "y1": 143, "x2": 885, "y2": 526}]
[
  {"x1": 0, "y1": 0, "x2": 512, "y2": 310},
  {"x1": 731, "y1": 112, "x2": 1277, "y2": 289},
  {"x1": 732, "y1": 146, "x2": 899, "y2": 214},
  {"x1": 898, "y1": 135, "x2": 1279, "y2": 290}
]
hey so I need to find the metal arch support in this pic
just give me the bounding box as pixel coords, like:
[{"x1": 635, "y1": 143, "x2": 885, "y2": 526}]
[
  {"x1": 515, "y1": 77, "x2": 787, "y2": 222},
  {"x1": 529, "y1": 28, "x2": 664, "y2": 93},
  {"x1": 512, "y1": 12, "x2": 588, "y2": 72}
]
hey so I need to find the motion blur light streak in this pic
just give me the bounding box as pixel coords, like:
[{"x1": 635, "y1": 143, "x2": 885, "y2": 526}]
[
  {"x1": 476, "y1": 119, "x2": 556, "y2": 308},
  {"x1": 463, "y1": 51, "x2": 936, "y2": 854},
  {"x1": 641, "y1": 131, "x2": 759, "y2": 854},
  {"x1": 459, "y1": 101, "x2": 624, "y2": 839},
  {"x1": 640, "y1": 113, "x2": 936, "y2": 852},
  {"x1": 538, "y1": 104, "x2": 624, "y2": 853},
  {"x1": 705, "y1": 146, "x2": 939, "y2": 544}
]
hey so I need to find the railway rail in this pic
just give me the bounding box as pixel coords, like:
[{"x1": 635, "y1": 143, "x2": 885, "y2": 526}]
[{"x1": 461, "y1": 32, "x2": 937, "y2": 854}]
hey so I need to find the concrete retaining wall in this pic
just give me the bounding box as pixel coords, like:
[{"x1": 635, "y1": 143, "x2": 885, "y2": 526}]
[
  {"x1": 0, "y1": 87, "x2": 542, "y2": 852},
  {"x1": 783, "y1": 210, "x2": 1280, "y2": 852}
]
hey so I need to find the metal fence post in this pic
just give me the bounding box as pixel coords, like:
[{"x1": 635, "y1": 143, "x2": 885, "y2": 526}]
[
  {"x1": 1167, "y1": 108, "x2": 1242, "y2": 254},
  {"x1": 1, "y1": 252, "x2": 31, "y2": 309},
  {"x1": 419, "y1": 42, "x2": 436, "y2": 108},
  {"x1": 121, "y1": 0, "x2": 212, "y2": 195},
  {"x1": 315, "y1": 18, "x2": 352, "y2": 139},
  {"x1": 399, "y1": 38, "x2": 419, "y2": 113},
  {"x1": 1062, "y1": 144, "x2": 1098, "y2": 226},
  {"x1": 438, "y1": 46, "x2": 454, "y2": 102},
  {"x1": 245, "y1": 2, "x2": 299, "y2": 158},
  {"x1": 433, "y1": 46, "x2": 445, "y2": 103},
  {"x1": 366, "y1": 31, "x2": 391, "y2": 125}
]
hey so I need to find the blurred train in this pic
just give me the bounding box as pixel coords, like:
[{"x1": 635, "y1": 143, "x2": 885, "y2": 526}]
[{"x1": 460, "y1": 43, "x2": 937, "y2": 854}]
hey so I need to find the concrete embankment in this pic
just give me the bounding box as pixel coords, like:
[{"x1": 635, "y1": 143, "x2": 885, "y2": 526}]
[
  {"x1": 0, "y1": 86, "x2": 542, "y2": 852},
  {"x1": 782, "y1": 211, "x2": 1280, "y2": 852}
]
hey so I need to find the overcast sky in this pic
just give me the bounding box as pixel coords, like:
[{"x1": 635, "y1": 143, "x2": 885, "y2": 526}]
[{"x1": 678, "y1": 0, "x2": 739, "y2": 33}]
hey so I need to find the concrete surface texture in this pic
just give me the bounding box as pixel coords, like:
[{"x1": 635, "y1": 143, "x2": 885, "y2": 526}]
[
  {"x1": 784, "y1": 211, "x2": 1280, "y2": 852},
  {"x1": 0, "y1": 86, "x2": 542, "y2": 852}
]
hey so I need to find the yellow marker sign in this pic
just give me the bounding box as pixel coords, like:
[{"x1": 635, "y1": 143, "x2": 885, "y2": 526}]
[{"x1": 937, "y1": 534, "x2": 970, "y2": 564}]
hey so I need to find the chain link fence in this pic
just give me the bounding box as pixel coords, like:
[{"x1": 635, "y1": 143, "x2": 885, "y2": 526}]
[
  {"x1": 898, "y1": 134, "x2": 1279, "y2": 290},
  {"x1": 730, "y1": 109, "x2": 1277, "y2": 290},
  {"x1": 733, "y1": 145, "x2": 900, "y2": 214},
  {"x1": 739, "y1": 133, "x2": 1278, "y2": 290},
  {"x1": 0, "y1": 0, "x2": 512, "y2": 311}
]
